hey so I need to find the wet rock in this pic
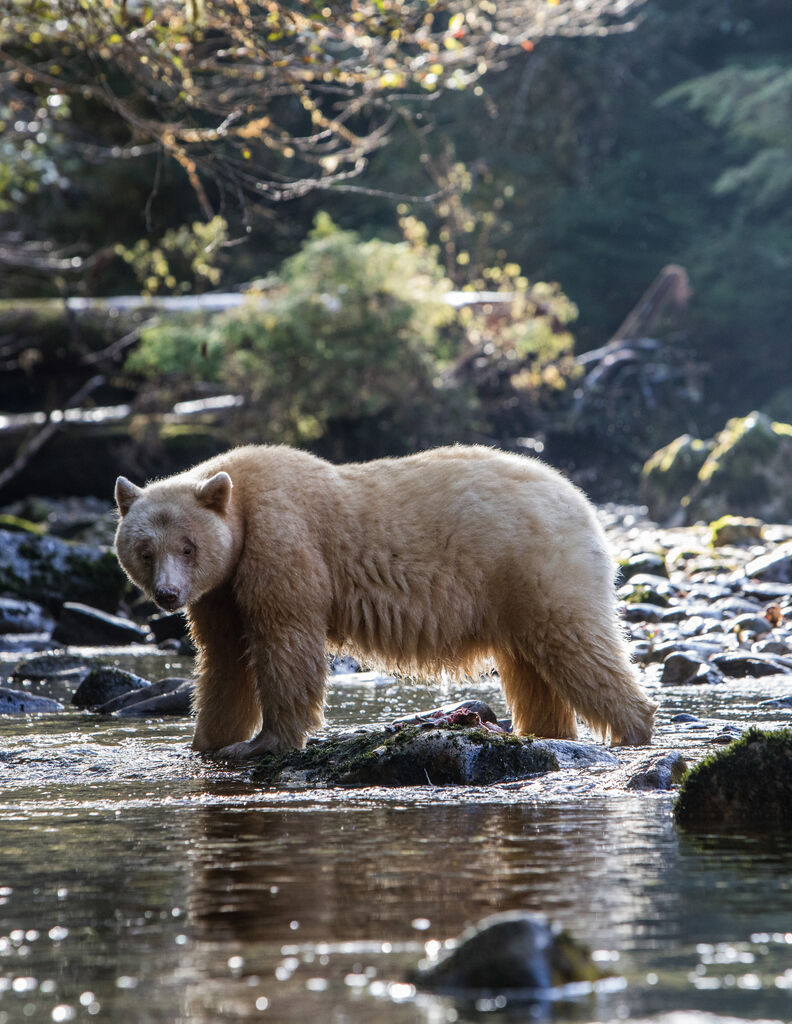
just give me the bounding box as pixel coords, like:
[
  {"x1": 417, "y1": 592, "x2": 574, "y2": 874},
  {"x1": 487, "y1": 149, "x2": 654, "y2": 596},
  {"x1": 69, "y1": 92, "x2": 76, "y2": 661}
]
[
  {"x1": 710, "y1": 515, "x2": 764, "y2": 547},
  {"x1": 98, "y1": 676, "x2": 191, "y2": 713},
  {"x1": 724, "y1": 614, "x2": 772, "y2": 636},
  {"x1": 148, "y1": 611, "x2": 189, "y2": 644},
  {"x1": 660, "y1": 653, "x2": 723, "y2": 686},
  {"x1": 758, "y1": 695, "x2": 792, "y2": 709},
  {"x1": 618, "y1": 552, "x2": 668, "y2": 582},
  {"x1": 408, "y1": 911, "x2": 601, "y2": 993},
  {"x1": 11, "y1": 652, "x2": 90, "y2": 684},
  {"x1": 52, "y1": 602, "x2": 151, "y2": 646},
  {"x1": 754, "y1": 639, "x2": 792, "y2": 656},
  {"x1": 113, "y1": 681, "x2": 194, "y2": 717},
  {"x1": 0, "y1": 527, "x2": 126, "y2": 612},
  {"x1": 0, "y1": 634, "x2": 54, "y2": 655},
  {"x1": 671, "y1": 712, "x2": 700, "y2": 723},
  {"x1": 710, "y1": 653, "x2": 788, "y2": 678},
  {"x1": 744, "y1": 542, "x2": 792, "y2": 584},
  {"x1": 0, "y1": 597, "x2": 55, "y2": 635},
  {"x1": 329, "y1": 653, "x2": 361, "y2": 674},
  {"x1": 674, "y1": 727, "x2": 792, "y2": 828},
  {"x1": 623, "y1": 603, "x2": 665, "y2": 624},
  {"x1": 626, "y1": 752, "x2": 688, "y2": 790},
  {"x1": 249, "y1": 726, "x2": 561, "y2": 788},
  {"x1": 618, "y1": 577, "x2": 674, "y2": 608},
  {"x1": 72, "y1": 667, "x2": 151, "y2": 710},
  {"x1": 0, "y1": 686, "x2": 64, "y2": 714},
  {"x1": 95, "y1": 677, "x2": 193, "y2": 717}
]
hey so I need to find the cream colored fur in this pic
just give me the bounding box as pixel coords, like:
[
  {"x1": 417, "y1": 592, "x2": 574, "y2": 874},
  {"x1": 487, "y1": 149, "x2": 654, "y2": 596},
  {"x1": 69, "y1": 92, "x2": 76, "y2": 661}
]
[{"x1": 114, "y1": 444, "x2": 656, "y2": 760}]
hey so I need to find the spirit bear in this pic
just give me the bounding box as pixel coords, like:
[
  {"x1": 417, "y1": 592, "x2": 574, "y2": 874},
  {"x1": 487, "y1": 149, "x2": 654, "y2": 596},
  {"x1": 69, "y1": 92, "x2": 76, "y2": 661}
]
[{"x1": 114, "y1": 445, "x2": 655, "y2": 760}]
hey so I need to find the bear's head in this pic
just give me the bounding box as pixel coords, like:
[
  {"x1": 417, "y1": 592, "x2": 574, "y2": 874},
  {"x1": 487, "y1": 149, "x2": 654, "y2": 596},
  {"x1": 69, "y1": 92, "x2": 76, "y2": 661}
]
[{"x1": 114, "y1": 471, "x2": 238, "y2": 611}]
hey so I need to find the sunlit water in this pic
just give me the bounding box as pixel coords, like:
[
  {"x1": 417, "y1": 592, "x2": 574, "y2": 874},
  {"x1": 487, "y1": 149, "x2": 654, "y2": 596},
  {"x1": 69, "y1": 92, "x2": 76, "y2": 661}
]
[{"x1": 2, "y1": 648, "x2": 792, "y2": 1023}]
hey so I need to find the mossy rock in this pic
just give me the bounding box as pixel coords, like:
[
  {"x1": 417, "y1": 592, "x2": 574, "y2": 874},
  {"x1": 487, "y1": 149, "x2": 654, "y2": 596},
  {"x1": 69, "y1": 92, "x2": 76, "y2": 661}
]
[
  {"x1": 250, "y1": 725, "x2": 560, "y2": 788},
  {"x1": 640, "y1": 433, "x2": 715, "y2": 522},
  {"x1": 642, "y1": 413, "x2": 792, "y2": 523},
  {"x1": 0, "y1": 528, "x2": 126, "y2": 612},
  {"x1": 686, "y1": 412, "x2": 792, "y2": 523},
  {"x1": 674, "y1": 728, "x2": 792, "y2": 829},
  {"x1": 709, "y1": 515, "x2": 764, "y2": 547}
]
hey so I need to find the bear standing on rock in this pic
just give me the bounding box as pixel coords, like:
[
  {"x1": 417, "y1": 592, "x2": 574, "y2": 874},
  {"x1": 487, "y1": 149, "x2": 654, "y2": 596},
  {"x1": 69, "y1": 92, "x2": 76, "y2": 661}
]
[{"x1": 114, "y1": 445, "x2": 655, "y2": 761}]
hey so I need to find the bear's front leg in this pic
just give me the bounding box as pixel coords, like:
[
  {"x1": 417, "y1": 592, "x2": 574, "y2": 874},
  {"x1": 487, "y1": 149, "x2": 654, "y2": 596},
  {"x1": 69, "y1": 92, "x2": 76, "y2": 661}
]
[
  {"x1": 212, "y1": 626, "x2": 328, "y2": 763},
  {"x1": 188, "y1": 589, "x2": 262, "y2": 752}
]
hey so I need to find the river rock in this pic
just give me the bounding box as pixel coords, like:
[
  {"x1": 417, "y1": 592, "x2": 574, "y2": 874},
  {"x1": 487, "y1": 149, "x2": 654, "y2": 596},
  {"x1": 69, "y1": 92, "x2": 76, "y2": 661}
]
[
  {"x1": 97, "y1": 676, "x2": 194, "y2": 716},
  {"x1": 674, "y1": 727, "x2": 792, "y2": 828},
  {"x1": 618, "y1": 552, "x2": 668, "y2": 582},
  {"x1": 72, "y1": 667, "x2": 152, "y2": 709},
  {"x1": 0, "y1": 686, "x2": 64, "y2": 714},
  {"x1": 408, "y1": 911, "x2": 601, "y2": 993},
  {"x1": 52, "y1": 602, "x2": 150, "y2": 646},
  {"x1": 248, "y1": 726, "x2": 561, "y2": 787},
  {"x1": 0, "y1": 527, "x2": 125, "y2": 611},
  {"x1": 640, "y1": 433, "x2": 715, "y2": 523},
  {"x1": 626, "y1": 752, "x2": 688, "y2": 790},
  {"x1": 744, "y1": 542, "x2": 792, "y2": 584},
  {"x1": 113, "y1": 682, "x2": 194, "y2": 717},
  {"x1": 641, "y1": 413, "x2": 792, "y2": 524},
  {"x1": 148, "y1": 611, "x2": 189, "y2": 643},
  {"x1": 11, "y1": 652, "x2": 90, "y2": 683},
  {"x1": 710, "y1": 515, "x2": 764, "y2": 547},
  {"x1": 0, "y1": 597, "x2": 55, "y2": 635},
  {"x1": 661, "y1": 653, "x2": 723, "y2": 686},
  {"x1": 710, "y1": 653, "x2": 787, "y2": 678}
]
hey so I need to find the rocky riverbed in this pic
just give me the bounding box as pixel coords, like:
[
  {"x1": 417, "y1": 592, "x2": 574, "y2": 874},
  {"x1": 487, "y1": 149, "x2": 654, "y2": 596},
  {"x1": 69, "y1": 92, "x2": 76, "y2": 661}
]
[{"x1": 1, "y1": 501, "x2": 792, "y2": 798}]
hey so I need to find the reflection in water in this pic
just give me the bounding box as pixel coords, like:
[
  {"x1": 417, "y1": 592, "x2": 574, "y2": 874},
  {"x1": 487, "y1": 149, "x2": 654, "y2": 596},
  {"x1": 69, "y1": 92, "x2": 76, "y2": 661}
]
[{"x1": 2, "y1": 668, "x2": 792, "y2": 1022}]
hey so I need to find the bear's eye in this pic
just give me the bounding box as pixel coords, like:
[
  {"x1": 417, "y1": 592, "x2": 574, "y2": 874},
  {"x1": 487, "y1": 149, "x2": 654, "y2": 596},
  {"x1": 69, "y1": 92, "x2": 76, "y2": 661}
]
[{"x1": 182, "y1": 541, "x2": 195, "y2": 558}]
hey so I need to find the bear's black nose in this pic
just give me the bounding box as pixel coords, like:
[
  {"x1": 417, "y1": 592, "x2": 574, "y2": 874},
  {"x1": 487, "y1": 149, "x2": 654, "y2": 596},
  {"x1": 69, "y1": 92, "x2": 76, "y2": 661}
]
[{"x1": 154, "y1": 585, "x2": 181, "y2": 610}]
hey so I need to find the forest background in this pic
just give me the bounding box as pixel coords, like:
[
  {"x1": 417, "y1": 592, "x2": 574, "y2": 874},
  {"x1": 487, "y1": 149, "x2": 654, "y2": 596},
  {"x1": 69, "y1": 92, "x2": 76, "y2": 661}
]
[{"x1": 1, "y1": 0, "x2": 791, "y2": 504}]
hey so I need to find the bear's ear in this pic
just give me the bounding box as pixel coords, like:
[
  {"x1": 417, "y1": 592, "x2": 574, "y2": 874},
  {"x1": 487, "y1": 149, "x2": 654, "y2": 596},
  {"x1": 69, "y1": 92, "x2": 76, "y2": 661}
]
[
  {"x1": 196, "y1": 471, "x2": 233, "y2": 514},
  {"x1": 115, "y1": 476, "x2": 143, "y2": 517}
]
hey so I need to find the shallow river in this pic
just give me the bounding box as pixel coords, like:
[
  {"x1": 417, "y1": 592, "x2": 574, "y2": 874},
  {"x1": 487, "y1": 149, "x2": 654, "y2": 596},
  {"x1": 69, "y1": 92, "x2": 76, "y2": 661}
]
[{"x1": 1, "y1": 649, "x2": 792, "y2": 1024}]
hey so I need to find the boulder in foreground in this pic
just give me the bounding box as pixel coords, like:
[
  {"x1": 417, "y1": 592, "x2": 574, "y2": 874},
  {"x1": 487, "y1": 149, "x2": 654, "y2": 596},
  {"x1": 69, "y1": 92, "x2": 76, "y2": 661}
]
[
  {"x1": 408, "y1": 911, "x2": 602, "y2": 994},
  {"x1": 673, "y1": 728, "x2": 792, "y2": 829}
]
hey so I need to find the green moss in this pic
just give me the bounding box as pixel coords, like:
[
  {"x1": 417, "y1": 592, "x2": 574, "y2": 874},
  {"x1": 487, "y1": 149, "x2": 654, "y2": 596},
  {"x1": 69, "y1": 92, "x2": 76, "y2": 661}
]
[
  {"x1": 674, "y1": 727, "x2": 792, "y2": 829},
  {"x1": 250, "y1": 725, "x2": 558, "y2": 788}
]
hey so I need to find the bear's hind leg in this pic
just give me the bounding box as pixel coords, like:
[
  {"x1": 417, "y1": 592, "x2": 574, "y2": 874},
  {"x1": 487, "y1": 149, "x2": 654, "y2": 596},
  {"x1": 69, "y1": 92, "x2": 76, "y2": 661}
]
[
  {"x1": 526, "y1": 626, "x2": 655, "y2": 746},
  {"x1": 497, "y1": 651, "x2": 578, "y2": 740}
]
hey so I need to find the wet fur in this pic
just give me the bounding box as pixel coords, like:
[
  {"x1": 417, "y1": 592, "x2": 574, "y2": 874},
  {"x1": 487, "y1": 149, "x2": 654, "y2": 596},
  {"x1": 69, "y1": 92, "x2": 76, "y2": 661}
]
[{"x1": 114, "y1": 444, "x2": 656, "y2": 759}]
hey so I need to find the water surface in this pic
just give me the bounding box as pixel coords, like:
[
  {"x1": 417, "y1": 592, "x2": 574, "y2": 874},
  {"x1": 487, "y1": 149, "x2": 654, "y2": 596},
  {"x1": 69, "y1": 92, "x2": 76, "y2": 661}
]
[{"x1": 2, "y1": 657, "x2": 792, "y2": 1023}]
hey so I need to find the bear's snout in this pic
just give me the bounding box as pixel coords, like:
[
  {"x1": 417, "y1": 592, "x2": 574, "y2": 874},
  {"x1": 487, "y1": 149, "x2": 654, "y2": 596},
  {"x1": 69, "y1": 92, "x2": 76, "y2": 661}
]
[{"x1": 154, "y1": 584, "x2": 182, "y2": 611}]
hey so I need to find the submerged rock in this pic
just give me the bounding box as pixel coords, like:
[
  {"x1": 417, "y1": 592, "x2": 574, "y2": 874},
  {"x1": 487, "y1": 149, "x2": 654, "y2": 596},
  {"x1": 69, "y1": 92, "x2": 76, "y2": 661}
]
[
  {"x1": 674, "y1": 728, "x2": 792, "y2": 829},
  {"x1": 627, "y1": 752, "x2": 688, "y2": 791},
  {"x1": 408, "y1": 911, "x2": 601, "y2": 994},
  {"x1": 248, "y1": 725, "x2": 561, "y2": 788},
  {"x1": 11, "y1": 652, "x2": 90, "y2": 684},
  {"x1": 98, "y1": 677, "x2": 194, "y2": 717},
  {"x1": 72, "y1": 667, "x2": 152, "y2": 710},
  {"x1": 0, "y1": 686, "x2": 64, "y2": 714}
]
